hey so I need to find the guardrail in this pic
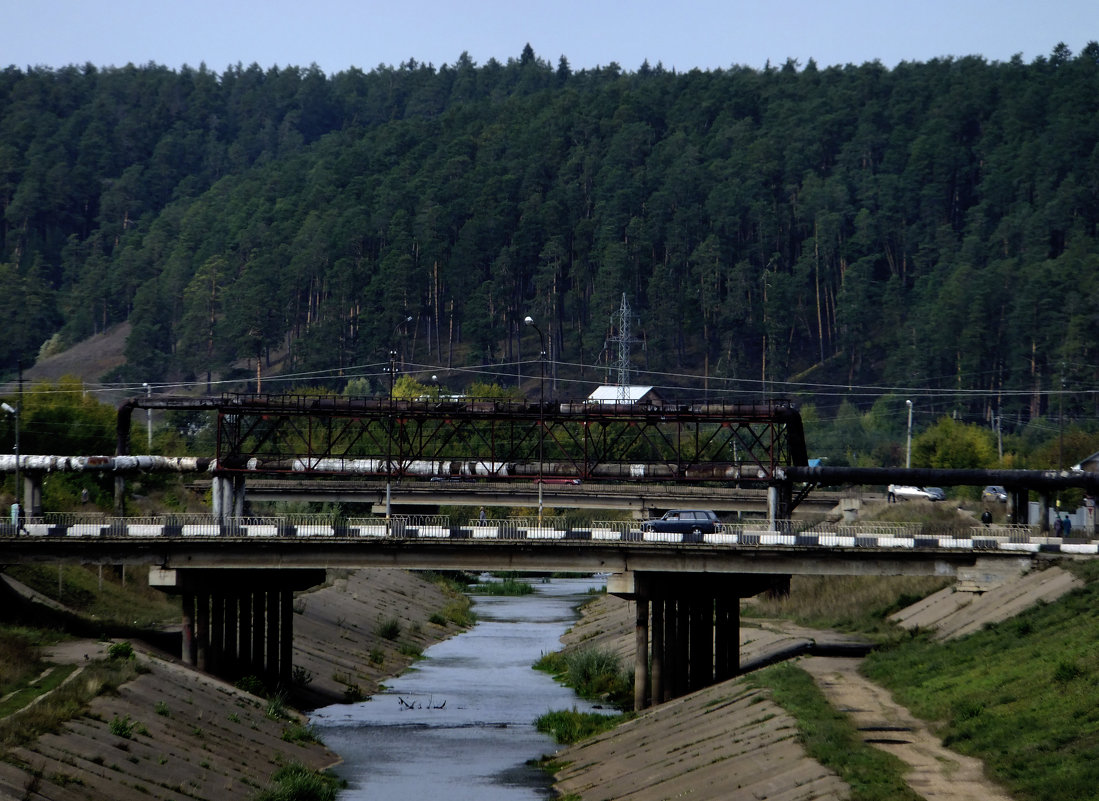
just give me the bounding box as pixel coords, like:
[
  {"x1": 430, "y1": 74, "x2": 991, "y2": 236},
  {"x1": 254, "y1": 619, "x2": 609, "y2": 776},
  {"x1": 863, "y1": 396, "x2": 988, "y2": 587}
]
[{"x1": 0, "y1": 516, "x2": 1092, "y2": 555}]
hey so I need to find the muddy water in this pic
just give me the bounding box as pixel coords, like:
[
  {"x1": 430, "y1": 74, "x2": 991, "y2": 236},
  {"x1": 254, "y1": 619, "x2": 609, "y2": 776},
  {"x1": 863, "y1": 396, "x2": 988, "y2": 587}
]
[{"x1": 311, "y1": 576, "x2": 608, "y2": 800}]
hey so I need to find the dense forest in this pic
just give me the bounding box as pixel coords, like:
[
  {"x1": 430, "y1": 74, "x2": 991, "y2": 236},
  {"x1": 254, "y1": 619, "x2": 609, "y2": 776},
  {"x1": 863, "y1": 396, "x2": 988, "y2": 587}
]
[{"x1": 1, "y1": 43, "x2": 1098, "y2": 452}]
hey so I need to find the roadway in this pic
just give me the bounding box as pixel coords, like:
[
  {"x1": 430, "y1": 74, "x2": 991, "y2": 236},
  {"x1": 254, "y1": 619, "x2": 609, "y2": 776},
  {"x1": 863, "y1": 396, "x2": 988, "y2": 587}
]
[{"x1": 0, "y1": 519, "x2": 1070, "y2": 579}]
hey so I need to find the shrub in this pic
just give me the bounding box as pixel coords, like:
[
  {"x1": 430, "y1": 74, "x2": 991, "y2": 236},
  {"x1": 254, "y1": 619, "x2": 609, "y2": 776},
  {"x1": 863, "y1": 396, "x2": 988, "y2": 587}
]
[
  {"x1": 109, "y1": 715, "x2": 134, "y2": 739},
  {"x1": 536, "y1": 647, "x2": 633, "y2": 708},
  {"x1": 253, "y1": 762, "x2": 344, "y2": 801},
  {"x1": 107, "y1": 641, "x2": 134, "y2": 661},
  {"x1": 375, "y1": 618, "x2": 401, "y2": 641},
  {"x1": 282, "y1": 723, "x2": 322, "y2": 745},
  {"x1": 235, "y1": 675, "x2": 267, "y2": 697},
  {"x1": 535, "y1": 708, "x2": 629, "y2": 744}
]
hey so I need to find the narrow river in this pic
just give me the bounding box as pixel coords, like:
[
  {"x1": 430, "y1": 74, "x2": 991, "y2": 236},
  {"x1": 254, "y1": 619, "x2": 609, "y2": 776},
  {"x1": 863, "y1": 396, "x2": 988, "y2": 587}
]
[{"x1": 311, "y1": 576, "x2": 608, "y2": 800}]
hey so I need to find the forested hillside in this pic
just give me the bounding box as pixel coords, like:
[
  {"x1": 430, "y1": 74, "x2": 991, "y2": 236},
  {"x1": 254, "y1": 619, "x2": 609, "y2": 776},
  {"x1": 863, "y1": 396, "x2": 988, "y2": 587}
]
[{"x1": 2, "y1": 43, "x2": 1098, "y2": 434}]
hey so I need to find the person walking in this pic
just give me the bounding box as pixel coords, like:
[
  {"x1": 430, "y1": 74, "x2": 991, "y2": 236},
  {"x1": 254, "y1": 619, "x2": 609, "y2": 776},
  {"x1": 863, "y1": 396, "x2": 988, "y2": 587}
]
[
  {"x1": 1062, "y1": 514, "x2": 1072, "y2": 537},
  {"x1": 478, "y1": 506, "x2": 486, "y2": 523}
]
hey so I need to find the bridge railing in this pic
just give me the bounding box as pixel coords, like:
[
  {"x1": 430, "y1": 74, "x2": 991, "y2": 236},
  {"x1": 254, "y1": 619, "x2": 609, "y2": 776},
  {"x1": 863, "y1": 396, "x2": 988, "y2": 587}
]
[{"x1": 466, "y1": 516, "x2": 568, "y2": 539}]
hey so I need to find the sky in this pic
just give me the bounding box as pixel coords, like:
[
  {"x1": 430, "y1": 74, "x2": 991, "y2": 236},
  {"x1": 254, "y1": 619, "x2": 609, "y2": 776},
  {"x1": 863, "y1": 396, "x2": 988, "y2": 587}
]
[{"x1": 6, "y1": 0, "x2": 1099, "y2": 76}]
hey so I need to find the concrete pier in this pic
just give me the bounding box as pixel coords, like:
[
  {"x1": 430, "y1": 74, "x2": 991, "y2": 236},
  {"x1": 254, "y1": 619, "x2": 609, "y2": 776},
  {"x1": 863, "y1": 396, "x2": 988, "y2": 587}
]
[
  {"x1": 610, "y1": 570, "x2": 781, "y2": 710},
  {"x1": 152, "y1": 568, "x2": 325, "y2": 687}
]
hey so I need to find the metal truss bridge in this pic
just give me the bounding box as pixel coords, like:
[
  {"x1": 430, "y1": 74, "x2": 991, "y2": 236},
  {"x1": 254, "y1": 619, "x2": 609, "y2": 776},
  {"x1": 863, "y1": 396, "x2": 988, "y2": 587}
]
[{"x1": 118, "y1": 393, "x2": 808, "y2": 484}]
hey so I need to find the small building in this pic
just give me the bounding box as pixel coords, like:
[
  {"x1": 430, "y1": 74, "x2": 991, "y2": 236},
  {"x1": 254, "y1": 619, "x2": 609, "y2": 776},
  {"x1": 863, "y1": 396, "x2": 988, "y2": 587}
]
[
  {"x1": 1072, "y1": 452, "x2": 1099, "y2": 473},
  {"x1": 586, "y1": 385, "x2": 664, "y2": 406}
]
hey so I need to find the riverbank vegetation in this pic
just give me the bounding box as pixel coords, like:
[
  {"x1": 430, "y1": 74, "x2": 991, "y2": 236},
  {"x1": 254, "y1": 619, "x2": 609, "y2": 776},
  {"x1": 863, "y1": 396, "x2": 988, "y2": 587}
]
[
  {"x1": 469, "y1": 576, "x2": 535, "y2": 595},
  {"x1": 534, "y1": 646, "x2": 633, "y2": 709},
  {"x1": 534, "y1": 708, "x2": 630, "y2": 745},
  {"x1": 861, "y1": 560, "x2": 1099, "y2": 801},
  {"x1": 744, "y1": 573, "x2": 951, "y2": 638},
  {"x1": 745, "y1": 664, "x2": 922, "y2": 801}
]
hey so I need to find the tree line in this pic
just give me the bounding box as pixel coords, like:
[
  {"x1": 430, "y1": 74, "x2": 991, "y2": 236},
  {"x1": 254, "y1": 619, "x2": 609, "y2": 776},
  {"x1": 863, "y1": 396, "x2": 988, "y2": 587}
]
[{"x1": 1, "y1": 43, "x2": 1098, "y2": 447}]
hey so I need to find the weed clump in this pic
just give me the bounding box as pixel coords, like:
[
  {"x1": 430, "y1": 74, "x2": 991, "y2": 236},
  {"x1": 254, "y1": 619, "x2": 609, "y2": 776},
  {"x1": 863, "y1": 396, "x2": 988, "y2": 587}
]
[{"x1": 535, "y1": 647, "x2": 632, "y2": 708}]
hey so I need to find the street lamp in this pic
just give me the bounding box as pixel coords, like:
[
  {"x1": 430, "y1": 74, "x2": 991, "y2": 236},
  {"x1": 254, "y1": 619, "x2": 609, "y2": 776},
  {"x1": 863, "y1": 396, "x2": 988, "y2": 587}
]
[
  {"x1": 2, "y1": 401, "x2": 19, "y2": 529},
  {"x1": 905, "y1": 399, "x2": 913, "y2": 469},
  {"x1": 385, "y1": 316, "x2": 413, "y2": 524},
  {"x1": 524, "y1": 316, "x2": 546, "y2": 525},
  {"x1": 142, "y1": 383, "x2": 152, "y2": 452}
]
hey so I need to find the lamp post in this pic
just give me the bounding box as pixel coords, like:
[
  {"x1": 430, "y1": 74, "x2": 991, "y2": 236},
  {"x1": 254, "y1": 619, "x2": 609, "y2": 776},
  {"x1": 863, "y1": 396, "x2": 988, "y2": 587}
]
[
  {"x1": 2, "y1": 400, "x2": 18, "y2": 529},
  {"x1": 524, "y1": 316, "x2": 546, "y2": 525},
  {"x1": 385, "y1": 316, "x2": 413, "y2": 524},
  {"x1": 142, "y1": 383, "x2": 152, "y2": 452},
  {"x1": 905, "y1": 399, "x2": 913, "y2": 469}
]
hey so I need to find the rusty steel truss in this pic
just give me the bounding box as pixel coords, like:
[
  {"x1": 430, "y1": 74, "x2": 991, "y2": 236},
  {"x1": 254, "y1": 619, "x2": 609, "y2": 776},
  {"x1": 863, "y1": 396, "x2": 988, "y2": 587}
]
[{"x1": 206, "y1": 394, "x2": 807, "y2": 484}]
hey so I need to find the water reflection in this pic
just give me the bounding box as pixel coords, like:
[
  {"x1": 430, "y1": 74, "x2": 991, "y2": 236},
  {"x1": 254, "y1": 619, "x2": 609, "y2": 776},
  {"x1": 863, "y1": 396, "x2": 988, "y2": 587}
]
[{"x1": 312, "y1": 576, "x2": 607, "y2": 801}]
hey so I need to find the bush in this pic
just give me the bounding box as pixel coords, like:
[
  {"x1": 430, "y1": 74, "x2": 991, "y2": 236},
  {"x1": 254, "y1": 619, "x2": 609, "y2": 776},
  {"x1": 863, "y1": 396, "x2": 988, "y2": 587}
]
[
  {"x1": 253, "y1": 762, "x2": 344, "y2": 801},
  {"x1": 535, "y1": 708, "x2": 628, "y2": 744},
  {"x1": 375, "y1": 618, "x2": 401, "y2": 641},
  {"x1": 535, "y1": 647, "x2": 633, "y2": 708},
  {"x1": 109, "y1": 715, "x2": 135, "y2": 739},
  {"x1": 107, "y1": 641, "x2": 134, "y2": 661}
]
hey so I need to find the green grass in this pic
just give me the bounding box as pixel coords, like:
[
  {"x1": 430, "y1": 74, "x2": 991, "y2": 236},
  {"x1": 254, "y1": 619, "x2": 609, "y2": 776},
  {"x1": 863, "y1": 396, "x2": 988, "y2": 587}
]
[
  {"x1": 534, "y1": 647, "x2": 633, "y2": 709},
  {"x1": 746, "y1": 663, "x2": 923, "y2": 801},
  {"x1": 3, "y1": 564, "x2": 180, "y2": 628},
  {"x1": 861, "y1": 561, "x2": 1099, "y2": 801},
  {"x1": 0, "y1": 664, "x2": 78, "y2": 717},
  {"x1": 469, "y1": 577, "x2": 534, "y2": 596},
  {"x1": 744, "y1": 574, "x2": 950, "y2": 638},
  {"x1": 0, "y1": 658, "x2": 140, "y2": 748},
  {"x1": 252, "y1": 762, "x2": 344, "y2": 801},
  {"x1": 375, "y1": 617, "x2": 401, "y2": 640},
  {"x1": 535, "y1": 708, "x2": 630, "y2": 744}
]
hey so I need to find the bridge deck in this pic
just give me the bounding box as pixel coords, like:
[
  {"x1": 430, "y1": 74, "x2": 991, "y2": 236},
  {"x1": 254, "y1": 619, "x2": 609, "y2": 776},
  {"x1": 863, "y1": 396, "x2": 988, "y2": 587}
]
[{"x1": 0, "y1": 519, "x2": 1079, "y2": 575}]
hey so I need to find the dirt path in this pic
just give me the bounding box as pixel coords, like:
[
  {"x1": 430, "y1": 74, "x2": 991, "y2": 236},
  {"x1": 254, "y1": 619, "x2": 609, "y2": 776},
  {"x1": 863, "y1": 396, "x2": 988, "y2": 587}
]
[{"x1": 801, "y1": 656, "x2": 1015, "y2": 801}]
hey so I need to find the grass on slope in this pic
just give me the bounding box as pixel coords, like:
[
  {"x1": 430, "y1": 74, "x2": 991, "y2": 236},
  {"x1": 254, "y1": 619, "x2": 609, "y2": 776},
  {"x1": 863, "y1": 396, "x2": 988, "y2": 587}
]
[
  {"x1": 746, "y1": 663, "x2": 922, "y2": 801},
  {"x1": 863, "y1": 560, "x2": 1099, "y2": 801},
  {"x1": 744, "y1": 574, "x2": 950, "y2": 638}
]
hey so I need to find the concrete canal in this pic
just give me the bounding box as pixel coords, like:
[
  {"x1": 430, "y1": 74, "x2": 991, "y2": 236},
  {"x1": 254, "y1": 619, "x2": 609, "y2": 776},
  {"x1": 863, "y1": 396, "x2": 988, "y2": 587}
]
[{"x1": 311, "y1": 575, "x2": 608, "y2": 800}]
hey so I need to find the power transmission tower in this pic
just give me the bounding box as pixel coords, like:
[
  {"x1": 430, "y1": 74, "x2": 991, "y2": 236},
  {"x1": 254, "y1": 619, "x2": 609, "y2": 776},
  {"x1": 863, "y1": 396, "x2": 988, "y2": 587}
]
[{"x1": 604, "y1": 294, "x2": 644, "y2": 401}]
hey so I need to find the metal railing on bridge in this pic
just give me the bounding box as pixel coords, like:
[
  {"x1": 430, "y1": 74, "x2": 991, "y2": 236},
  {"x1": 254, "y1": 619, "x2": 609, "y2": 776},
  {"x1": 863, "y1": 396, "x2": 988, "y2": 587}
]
[{"x1": 1, "y1": 515, "x2": 1093, "y2": 555}]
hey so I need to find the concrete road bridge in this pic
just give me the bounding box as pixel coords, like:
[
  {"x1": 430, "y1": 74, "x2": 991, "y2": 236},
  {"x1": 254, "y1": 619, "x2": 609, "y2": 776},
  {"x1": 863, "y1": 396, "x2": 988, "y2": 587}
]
[
  {"x1": 2, "y1": 392, "x2": 1098, "y2": 710},
  {"x1": 0, "y1": 512, "x2": 1087, "y2": 710}
]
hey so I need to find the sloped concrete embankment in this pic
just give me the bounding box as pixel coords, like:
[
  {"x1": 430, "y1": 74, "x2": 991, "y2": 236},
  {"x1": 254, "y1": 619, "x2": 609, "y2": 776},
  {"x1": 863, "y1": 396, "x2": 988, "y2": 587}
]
[
  {"x1": 554, "y1": 681, "x2": 850, "y2": 801},
  {"x1": 552, "y1": 568, "x2": 1081, "y2": 801},
  {"x1": 0, "y1": 568, "x2": 461, "y2": 801},
  {"x1": 554, "y1": 595, "x2": 867, "y2": 801}
]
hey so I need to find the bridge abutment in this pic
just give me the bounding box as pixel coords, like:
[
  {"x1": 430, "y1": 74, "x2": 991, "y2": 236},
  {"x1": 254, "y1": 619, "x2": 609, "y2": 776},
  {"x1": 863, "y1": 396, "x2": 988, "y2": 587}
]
[
  {"x1": 151, "y1": 568, "x2": 325, "y2": 688},
  {"x1": 611, "y1": 571, "x2": 775, "y2": 711}
]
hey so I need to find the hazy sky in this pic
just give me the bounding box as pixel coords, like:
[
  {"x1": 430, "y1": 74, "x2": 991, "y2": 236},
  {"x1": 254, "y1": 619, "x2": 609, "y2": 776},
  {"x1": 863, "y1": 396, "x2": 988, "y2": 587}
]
[{"x1": 7, "y1": 0, "x2": 1098, "y2": 75}]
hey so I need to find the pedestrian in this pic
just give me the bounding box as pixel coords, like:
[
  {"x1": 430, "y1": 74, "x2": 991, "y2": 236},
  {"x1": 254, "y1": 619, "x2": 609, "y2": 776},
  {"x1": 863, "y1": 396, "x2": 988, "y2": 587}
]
[
  {"x1": 1053, "y1": 516, "x2": 1063, "y2": 536},
  {"x1": 1062, "y1": 514, "x2": 1072, "y2": 537},
  {"x1": 81, "y1": 488, "x2": 89, "y2": 505},
  {"x1": 479, "y1": 506, "x2": 486, "y2": 523}
]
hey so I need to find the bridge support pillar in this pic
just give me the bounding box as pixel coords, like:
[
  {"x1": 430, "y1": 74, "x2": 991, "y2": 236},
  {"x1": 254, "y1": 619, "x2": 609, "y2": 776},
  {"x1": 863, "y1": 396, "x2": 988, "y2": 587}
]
[
  {"x1": 181, "y1": 593, "x2": 196, "y2": 666},
  {"x1": 149, "y1": 568, "x2": 324, "y2": 689},
  {"x1": 650, "y1": 601, "x2": 664, "y2": 704},
  {"x1": 633, "y1": 599, "x2": 649, "y2": 712},
  {"x1": 1038, "y1": 494, "x2": 1051, "y2": 533},
  {"x1": 212, "y1": 475, "x2": 246, "y2": 522},
  {"x1": 610, "y1": 571, "x2": 776, "y2": 710},
  {"x1": 767, "y1": 483, "x2": 793, "y2": 527}
]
